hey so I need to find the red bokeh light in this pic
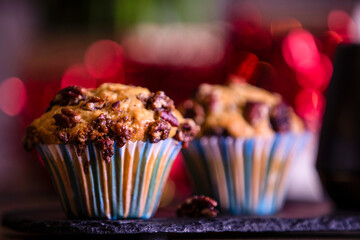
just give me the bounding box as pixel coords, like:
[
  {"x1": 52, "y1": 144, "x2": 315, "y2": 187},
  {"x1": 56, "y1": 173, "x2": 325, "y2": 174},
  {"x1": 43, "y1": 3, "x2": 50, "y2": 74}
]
[
  {"x1": 295, "y1": 54, "x2": 333, "y2": 91},
  {"x1": 282, "y1": 29, "x2": 320, "y2": 72},
  {"x1": 84, "y1": 40, "x2": 123, "y2": 79},
  {"x1": 96, "y1": 65, "x2": 125, "y2": 87},
  {"x1": 295, "y1": 89, "x2": 325, "y2": 130},
  {"x1": 270, "y1": 18, "x2": 302, "y2": 37},
  {"x1": 61, "y1": 63, "x2": 97, "y2": 89},
  {"x1": 169, "y1": 155, "x2": 192, "y2": 201},
  {"x1": 0, "y1": 77, "x2": 27, "y2": 116},
  {"x1": 236, "y1": 52, "x2": 259, "y2": 81},
  {"x1": 327, "y1": 10, "x2": 356, "y2": 41}
]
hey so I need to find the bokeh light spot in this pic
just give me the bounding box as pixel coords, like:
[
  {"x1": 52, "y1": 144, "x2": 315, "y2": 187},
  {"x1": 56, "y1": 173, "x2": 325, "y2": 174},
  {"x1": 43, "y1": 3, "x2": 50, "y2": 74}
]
[
  {"x1": 61, "y1": 63, "x2": 96, "y2": 89},
  {"x1": 84, "y1": 40, "x2": 123, "y2": 79},
  {"x1": 328, "y1": 10, "x2": 356, "y2": 40},
  {"x1": 282, "y1": 29, "x2": 320, "y2": 72},
  {"x1": 236, "y1": 52, "x2": 259, "y2": 81},
  {"x1": 295, "y1": 54, "x2": 333, "y2": 91},
  {"x1": 270, "y1": 18, "x2": 302, "y2": 37},
  {"x1": 0, "y1": 77, "x2": 27, "y2": 116},
  {"x1": 295, "y1": 89, "x2": 325, "y2": 130}
]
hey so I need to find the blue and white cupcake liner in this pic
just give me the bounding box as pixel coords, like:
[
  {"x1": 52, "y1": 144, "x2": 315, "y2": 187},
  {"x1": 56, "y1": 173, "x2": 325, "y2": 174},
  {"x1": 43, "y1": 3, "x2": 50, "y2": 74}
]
[
  {"x1": 182, "y1": 133, "x2": 310, "y2": 215},
  {"x1": 37, "y1": 138, "x2": 182, "y2": 219}
]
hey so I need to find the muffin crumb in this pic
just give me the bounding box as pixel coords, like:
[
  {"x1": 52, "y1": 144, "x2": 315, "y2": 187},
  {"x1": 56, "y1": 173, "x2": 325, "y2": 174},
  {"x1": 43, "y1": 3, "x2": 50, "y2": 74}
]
[{"x1": 176, "y1": 195, "x2": 218, "y2": 218}]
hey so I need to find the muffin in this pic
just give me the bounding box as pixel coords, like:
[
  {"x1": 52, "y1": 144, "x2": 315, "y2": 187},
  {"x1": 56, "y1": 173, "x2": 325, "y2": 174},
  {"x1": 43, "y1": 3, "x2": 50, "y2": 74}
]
[
  {"x1": 23, "y1": 83, "x2": 199, "y2": 219},
  {"x1": 180, "y1": 79, "x2": 309, "y2": 215}
]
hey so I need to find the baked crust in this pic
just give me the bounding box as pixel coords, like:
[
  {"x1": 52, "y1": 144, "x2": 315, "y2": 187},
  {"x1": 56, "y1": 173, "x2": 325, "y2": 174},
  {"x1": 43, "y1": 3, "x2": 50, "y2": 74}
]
[
  {"x1": 23, "y1": 83, "x2": 199, "y2": 161},
  {"x1": 179, "y1": 79, "x2": 304, "y2": 137}
]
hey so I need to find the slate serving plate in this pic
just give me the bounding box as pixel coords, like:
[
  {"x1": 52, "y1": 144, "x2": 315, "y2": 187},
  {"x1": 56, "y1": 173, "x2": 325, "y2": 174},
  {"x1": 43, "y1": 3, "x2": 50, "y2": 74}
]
[{"x1": 2, "y1": 202, "x2": 360, "y2": 239}]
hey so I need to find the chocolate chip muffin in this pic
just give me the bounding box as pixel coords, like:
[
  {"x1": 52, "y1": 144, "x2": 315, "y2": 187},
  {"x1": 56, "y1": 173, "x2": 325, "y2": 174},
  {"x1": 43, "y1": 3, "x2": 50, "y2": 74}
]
[
  {"x1": 180, "y1": 80, "x2": 304, "y2": 138},
  {"x1": 23, "y1": 83, "x2": 199, "y2": 219},
  {"x1": 180, "y1": 79, "x2": 309, "y2": 215},
  {"x1": 24, "y1": 83, "x2": 199, "y2": 161}
]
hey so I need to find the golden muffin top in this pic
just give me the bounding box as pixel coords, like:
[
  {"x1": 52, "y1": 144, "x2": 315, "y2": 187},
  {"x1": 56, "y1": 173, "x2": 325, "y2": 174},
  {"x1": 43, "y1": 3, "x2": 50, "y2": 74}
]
[
  {"x1": 179, "y1": 80, "x2": 304, "y2": 137},
  {"x1": 23, "y1": 83, "x2": 199, "y2": 162}
]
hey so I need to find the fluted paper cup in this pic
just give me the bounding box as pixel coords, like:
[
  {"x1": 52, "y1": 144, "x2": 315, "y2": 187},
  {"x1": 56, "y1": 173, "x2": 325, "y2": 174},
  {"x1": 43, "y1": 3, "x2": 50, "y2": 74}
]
[
  {"x1": 182, "y1": 133, "x2": 310, "y2": 215},
  {"x1": 37, "y1": 138, "x2": 182, "y2": 219}
]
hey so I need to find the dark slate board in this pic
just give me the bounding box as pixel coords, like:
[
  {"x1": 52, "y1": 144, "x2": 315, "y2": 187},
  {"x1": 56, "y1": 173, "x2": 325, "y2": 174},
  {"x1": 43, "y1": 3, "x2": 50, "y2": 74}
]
[{"x1": 2, "y1": 202, "x2": 360, "y2": 238}]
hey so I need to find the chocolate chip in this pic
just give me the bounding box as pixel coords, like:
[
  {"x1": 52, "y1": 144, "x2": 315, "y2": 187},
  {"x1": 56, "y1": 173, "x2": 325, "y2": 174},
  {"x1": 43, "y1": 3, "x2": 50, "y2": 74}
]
[
  {"x1": 75, "y1": 128, "x2": 89, "y2": 145},
  {"x1": 75, "y1": 143, "x2": 87, "y2": 156},
  {"x1": 176, "y1": 195, "x2": 218, "y2": 218},
  {"x1": 81, "y1": 96, "x2": 105, "y2": 111},
  {"x1": 95, "y1": 138, "x2": 114, "y2": 163},
  {"x1": 112, "y1": 122, "x2": 134, "y2": 148},
  {"x1": 92, "y1": 113, "x2": 109, "y2": 133},
  {"x1": 62, "y1": 108, "x2": 81, "y2": 121},
  {"x1": 147, "y1": 119, "x2": 171, "y2": 143},
  {"x1": 270, "y1": 102, "x2": 291, "y2": 132},
  {"x1": 146, "y1": 91, "x2": 175, "y2": 112},
  {"x1": 179, "y1": 100, "x2": 205, "y2": 125},
  {"x1": 243, "y1": 101, "x2": 269, "y2": 126},
  {"x1": 196, "y1": 88, "x2": 219, "y2": 113},
  {"x1": 174, "y1": 119, "x2": 199, "y2": 148},
  {"x1": 53, "y1": 114, "x2": 71, "y2": 128},
  {"x1": 55, "y1": 129, "x2": 69, "y2": 143},
  {"x1": 159, "y1": 111, "x2": 179, "y2": 127},
  {"x1": 53, "y1": 108, "x2": 81, "y2": 128},
  {"x1": 47, "y1": 86, "x2": 87, "y2": 111},
  {"x1": 70, "y1": 128, "x2": 90, "y2": 156},
  {"x1": 111, "y1": 101, "x2": 120, "y2": 110}
]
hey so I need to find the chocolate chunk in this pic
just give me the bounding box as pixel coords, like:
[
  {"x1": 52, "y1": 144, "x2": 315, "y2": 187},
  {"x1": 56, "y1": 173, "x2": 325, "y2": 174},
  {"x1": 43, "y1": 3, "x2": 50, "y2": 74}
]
[
  {"x1": 196, "y1": 88, "x2": 219, "y2": 113},
  {"x1": 112, "y1": 122, "x2": 134, "y2": 148},
  {"x1": 176, "y1": 195, "x2": 218, "y2": 218},
  {"x1": 75, "y1": 143, "x2": 87, "y2": 156},
  {"x1": 72, "y1": 128, "x2": 91, "y2": 155},
  {"x1": 47, "y1": 86, "x2": 87, "y2": 111},
  {"x1": 146, "y1": 91, "x2": 175, "y2": 112},
  {"x1": 179, "y1": 100, "x2": 205, "y2": 125},
  {"x1": 243, "y1": 101, "x2": 269, "y2": 126},
  {"x1": 270, "y1": 102, "x2": 291, "y2": 132},
  {"x1": 55, "y1": 129, "x2": 69, "y2": 143},
  {"x1": 23, "y1": 126, "x2": 39, "y2": 151},
  {"x1": 95, "y1": 138, "x2": 114, "y2": 163},
  {"x1": 111, "y1": 101, "x2": 120, "y2": 110},
  {"x1": 81, "y1": 97, "x2": 105, "y2": 111},
  {"x1": 159, "y1": 111, "x2": 179, "y2": 127},
  {"x1": 174, "y1": 119, "x2": 199, "y2": 148},
  {"x1": 147, "y1": 119, "x2": 171, "y2": 143},
  {"x1": 53, "y1": 114, "x2": 72, "y2": 128},
  {"x1": 53, "y1": 108, "x2": 81, "y2": 128},
  {"x1": 92, "y1": 113, "x2": 109, "y2": 133},
  {"x1": 74, "y1": 128, "x2": 89, "y2": 145}
]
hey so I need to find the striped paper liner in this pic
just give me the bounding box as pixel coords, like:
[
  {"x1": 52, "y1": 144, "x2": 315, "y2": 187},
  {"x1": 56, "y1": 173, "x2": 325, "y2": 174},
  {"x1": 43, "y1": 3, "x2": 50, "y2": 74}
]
[
  {"x1": 37, "y1": 138, "x2": 182, "y2": 219},
  {"x1": 182, "y1": 133, "x2": 310, "y2": 215}
]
